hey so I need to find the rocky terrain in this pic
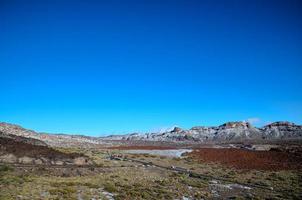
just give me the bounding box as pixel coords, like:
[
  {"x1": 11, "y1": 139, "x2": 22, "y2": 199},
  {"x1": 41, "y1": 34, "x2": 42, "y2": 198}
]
[{"x1": 0, "y1": 121, "x2": 302, "y2": 147}]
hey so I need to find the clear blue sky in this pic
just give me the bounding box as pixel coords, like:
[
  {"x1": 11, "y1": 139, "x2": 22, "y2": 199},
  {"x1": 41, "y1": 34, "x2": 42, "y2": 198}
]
[{"x1": 0, "y1": 0, "x2": 301, "y2": 136}]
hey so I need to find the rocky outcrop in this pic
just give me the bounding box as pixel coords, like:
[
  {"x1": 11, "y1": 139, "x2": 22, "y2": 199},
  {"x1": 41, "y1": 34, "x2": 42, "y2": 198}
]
[
  {"x1": 213, "y1": 122, "x2": 263, "y2": 141},
  {"x1": 261, "y1": 121, "x2": 302, "y2": 139},
  {"x1": 220, "y1": 121, "x2": 252, "y2": 129},
  {"x1": 0, "y1": 154, "x2": 17, "y2": 163},
  {"x1": 171, "y1": 127, "x2": 183, "y2": 133}
]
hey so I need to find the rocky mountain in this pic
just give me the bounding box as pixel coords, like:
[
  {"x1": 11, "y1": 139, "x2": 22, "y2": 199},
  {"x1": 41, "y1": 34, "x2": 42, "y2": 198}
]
[
  {"x1": 103, "y1": 121, "x2": 302, "y2": 142},
  {"x1": 0, "y1": 121, "x2": 301, "y2": 146}
]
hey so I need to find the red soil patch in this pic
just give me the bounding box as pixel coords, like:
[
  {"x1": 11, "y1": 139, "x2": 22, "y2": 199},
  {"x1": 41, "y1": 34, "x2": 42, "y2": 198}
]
[
  {"x1": 107, "y1": 145, "x2": 178, "y2": 150},
  {"x1": 188, "y1": 148, "x2": 302, "y2": 171}
]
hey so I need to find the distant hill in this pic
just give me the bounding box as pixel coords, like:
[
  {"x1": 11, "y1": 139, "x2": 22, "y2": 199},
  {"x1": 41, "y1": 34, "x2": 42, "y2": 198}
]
[
  {"x1": 103, "y1": 121, "x2": 302, "y2": 142},
  {"x1": 0, "y1": 122, "x2": 104, "y2": 147}
]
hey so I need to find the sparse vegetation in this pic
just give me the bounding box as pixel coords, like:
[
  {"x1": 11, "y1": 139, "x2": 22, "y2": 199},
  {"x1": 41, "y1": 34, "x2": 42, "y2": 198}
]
[{"x1": 0, "y1": 147, "x2": 301, "y2": 199}]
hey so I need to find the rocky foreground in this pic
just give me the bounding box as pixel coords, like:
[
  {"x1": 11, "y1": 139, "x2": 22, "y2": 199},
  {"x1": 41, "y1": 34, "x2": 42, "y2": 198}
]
[{"x1": 0, "y1": 121, "x2": 301, "y2": 147}]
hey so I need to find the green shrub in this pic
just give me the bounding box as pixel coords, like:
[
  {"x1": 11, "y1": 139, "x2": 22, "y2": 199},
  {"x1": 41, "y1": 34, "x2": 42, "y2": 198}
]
[
  {"x1": 49, "y1": 187, "x2": 76, "y2": 199},
  {"x1": 104, "y1": 182, "x2": 118, "y2": 193},
  {"x1": 0, "y1": 165, "x2": 13, "y2": 172}
]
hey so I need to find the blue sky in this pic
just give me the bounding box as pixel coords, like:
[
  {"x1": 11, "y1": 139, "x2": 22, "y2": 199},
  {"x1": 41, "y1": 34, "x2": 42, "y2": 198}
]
[{"x1": 0, "y1": 0, "x2": 301, "y2": 136}]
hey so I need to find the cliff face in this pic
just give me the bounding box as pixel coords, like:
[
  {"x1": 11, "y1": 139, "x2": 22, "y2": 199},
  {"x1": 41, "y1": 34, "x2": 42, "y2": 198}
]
[{"x1": 261, "y1": 121, "x2": 302, "y2": 139}]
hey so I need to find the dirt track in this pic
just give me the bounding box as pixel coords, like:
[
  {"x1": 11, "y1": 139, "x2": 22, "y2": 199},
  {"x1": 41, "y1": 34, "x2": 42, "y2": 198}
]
[{"x1": 188, "y1": 148, "x2": 302, "y2": 170}]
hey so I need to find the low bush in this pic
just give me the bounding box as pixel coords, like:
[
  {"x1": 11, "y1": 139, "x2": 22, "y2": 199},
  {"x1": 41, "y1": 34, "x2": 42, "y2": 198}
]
[
  {"x1": 104, "y1": 182, "x2": 118, "y2": 193},
  {"x1": 0, "y1": 164, "x2": 13, "y2": 172}
]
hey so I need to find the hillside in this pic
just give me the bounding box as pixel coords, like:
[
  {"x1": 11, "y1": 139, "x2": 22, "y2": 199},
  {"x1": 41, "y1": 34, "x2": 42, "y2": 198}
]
[
  {"x1": 0, "y1": 131, "x2": 92, "y2": 165},
  {"x1": 0, "y1": 122, "x2": 104, "y2": 147}
]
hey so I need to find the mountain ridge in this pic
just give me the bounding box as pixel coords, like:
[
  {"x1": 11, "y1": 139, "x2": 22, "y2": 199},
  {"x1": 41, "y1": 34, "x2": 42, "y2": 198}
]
[{"x1": 1, "y1": 121, "x2": 301, "y2": 147}]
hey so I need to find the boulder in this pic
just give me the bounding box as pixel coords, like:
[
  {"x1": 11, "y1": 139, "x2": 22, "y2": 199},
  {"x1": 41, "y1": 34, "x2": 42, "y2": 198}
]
[
  {"x1": 18, "y1": 156, "x2": 34, "y2": 164},
  {"x1": 0, "y1": 154, "x2": 17, "y2": 163},
  {"x1": 73, "y1": 157, "x2": 89, "y2": 165}
]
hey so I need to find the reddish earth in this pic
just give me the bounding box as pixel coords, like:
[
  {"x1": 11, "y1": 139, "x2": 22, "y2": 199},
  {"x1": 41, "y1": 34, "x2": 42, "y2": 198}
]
[
  {"x1": 107, "y1": 145, "x2": 178, "y2": 150},
  {"x1": 188, "y1": 148, "x2": 302, "y2": 171}
]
